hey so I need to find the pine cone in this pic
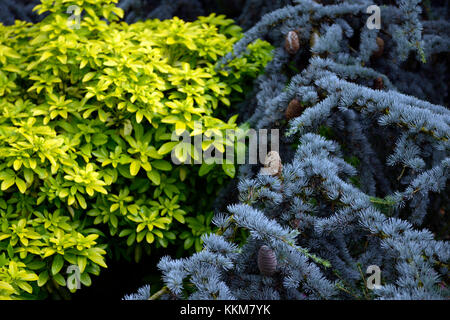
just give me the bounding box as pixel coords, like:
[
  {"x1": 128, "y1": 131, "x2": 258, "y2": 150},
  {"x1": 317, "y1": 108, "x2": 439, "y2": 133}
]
[
  {"x1": 257, "y1": 245, "x2": 277, "y2": 276},
  {"x1": 373, "y1": 77, "x2": 384, "y2": 90},
  {"x1": 285, "y1": 98, "x2": 303, "y2": 120},
  {"x1": 372, "y1": 37, "x2": 384, "y2": 58},
  {"x1": 285, "y1": 31, "x2": 300, "y2": 55},
  {"x1": 260, "y1": 151, "x2": 282, "y2": 176}
]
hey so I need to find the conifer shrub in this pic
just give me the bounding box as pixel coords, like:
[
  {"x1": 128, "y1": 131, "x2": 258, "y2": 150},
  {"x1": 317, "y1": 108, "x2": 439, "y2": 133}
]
[{"x1": 0, "y1": 0, "x2": 272, "y2": 299}]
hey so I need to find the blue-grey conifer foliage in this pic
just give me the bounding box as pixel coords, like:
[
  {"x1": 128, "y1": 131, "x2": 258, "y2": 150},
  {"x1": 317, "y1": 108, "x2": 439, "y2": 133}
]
[
  {"x1": 123, "y1": 285, "x2": 152, "y2": 300},
  {"x1": 0, "y1": 0, "x2": 42, "y2": 25},
  {"x1": 124, "y1": 0, "x2": 449, "y2": 300}
]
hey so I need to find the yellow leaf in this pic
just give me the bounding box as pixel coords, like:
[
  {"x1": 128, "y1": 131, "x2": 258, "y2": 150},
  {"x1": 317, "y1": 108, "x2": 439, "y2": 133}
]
[
  {"x1": 157, "y1": 142, "x2": 178, "y2": 155},
  {"x1": 76, "y1": 193, "x2": 87, "y2": 209},
  {"x1": 136, "y1": 111, "x2": 143, "y2": 123},
  {"x1": 68, "y1": 195, "x2": 75, "y2": 206},
  {"x1": 28, "y1": 158, "x2": 37, "y2": 169},
  {"x1": 80, "y1": 59, "x2": 88, "y2": 69},
  {"x1": 82, "y1": 72, "x2": 96, "y2": 82},
  {"x1": 57, "y1": 55, "x2": 67, "y2": 64},
  {"x1": 3, "y1": 65, "x2": 21, "y2": 73},
  {"x1": 13, "y1": 159, "x2": 22, "y2": 171},
  {"x1": 110, "y1": 203, "x2": 119, "y2": 212},
  {"x1": 39, "y1": 51, "x2": 53, "y2": 62},
  {"x1": 85, "y1": 186, "x2": 94, "y2": 196},
  {"x1": 175, "y1": 121, "x2": 186, "y2": 135},
  {"x1": 15, "y1": 178, "x2": 27, "y2": 193},
  {"x1": 130, "y1": 160, "x2": 140, "y2": 176},
  {"x1": 146, "y1": 232, "x2": 154, "y2": 243},
  {"x1": 1, "y1": 176, "x2": 15, "y2": 191}
]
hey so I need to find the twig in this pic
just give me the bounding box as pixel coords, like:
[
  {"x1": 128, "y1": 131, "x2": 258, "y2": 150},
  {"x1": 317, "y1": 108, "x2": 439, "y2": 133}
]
[{"x1": 148, "y1": 286, "x2": 169, "y2": 300}]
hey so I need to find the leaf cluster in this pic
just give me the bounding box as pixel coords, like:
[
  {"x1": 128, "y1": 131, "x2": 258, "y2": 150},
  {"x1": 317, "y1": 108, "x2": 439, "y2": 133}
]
[{"x1": 0, "y1": 0, "x2": 272, "y2": 298}]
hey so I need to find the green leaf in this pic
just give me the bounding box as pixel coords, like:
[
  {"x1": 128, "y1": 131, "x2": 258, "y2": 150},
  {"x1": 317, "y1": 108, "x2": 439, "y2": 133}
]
[
  {"x1": 119, "y1": 229, "x2": 133, "y2": 237},
  {"x1": 86, "y1": 250, "x2": 107, "y2": 268},
  {"x1": 51, "y1": 255, "x2": 64, "y2": 275},
  {"x1": 157, "y1": 142, "x2": 179, "y2": 155},
  {"x1": 23, "y1": 169, "x2": 34, "y2": 184},
  {"x1": 146, "y1": 170, "x2": 160, "y2": 185},
  {"x1": 136, "y1": 223, "x2": 146, "y2": 233},
  {"x1": 7, "y1": 244, "x2": 14, "y2": 259},
  {"x1": 15, "y1": 178, "x2": 27, "y2": 193},
  {"x1": 151, "y1": 160, "x2": 172, "y2": 171},
  {"x1": 27, "y1": 261, "x2": 46, "y2": 270},
  {"x1": 184, "y1": 237, "x2": 194, "y2": 250},
  {"x1": 136, "y1": 231, "x2": 145, "y2": 243},
  {"x1": 37, "y1": 271, "x2": 49, "y2": 287},
  {"x1": 17, "y1": 281, "x2": 33, "y2": 294},
  {"x1": 80, "y1": 273, "x2": 91, "y2": 286},
  {"x1": 164, "y1": 231, "x2": 176, "y2": 240},
  {"x1": 136, "y1": 111, "x2": 144, "y2": 123},
  {"x1": 199, "y1": 163, "x2": 214, "y2": 177},
  {"x1": 92, "y1": 133, "x2": 108, "y2": 146},
  {"x1": 110, "y1": 214, "x2": 118, "y2": 228},
  {"x1": 39, "y1": 51, "x2": 52, "y2": 62},
  {"x1": 77, "y1": 256, "x2": 87, "y2": 274},
  {"x1": 222, "y1": 163, "x2": 235, "y2": 178},
  {"x1": 195, "y1": 238, "x2": 202, "y2": 252},
  {"x1": 179, "y1": 167, "x2": 187, "y2": 181},
  {"x1": 1, "y1": 176, "x2": 15, "y2": 191},
  {"x1": 126, "y1": 233, "x2": 136, "y2": 246},
  {"x1": 76, "y1": 193, "x2": 87, "y2": 209},
  {"x1": 53, "y1": 273, "x2": 66, "y2": 286},
  {"x1": 22, "y1": 272, "x2": 39, "y2": 281},
  {"x1": 173, "y1": 211, "x2": 185, "y2": 223},
  {"x1": 13, "y1": 159, "x2": 22, "y2": 171},
  {"x1": 158, "y1": 237, "x2": 168, "y2": 248},
  {"x1": 110, "y1": 203, "x2": 119, "y2": 212},
  {"x1": 145, "y1": 232, "x2": 154, "y2": 244},
  {"x1": 130, "y1": 160, "x2": 141, "y2": 176},
  {"x1": 82, "y1": 72, "x2": 96, "y2": 82}
]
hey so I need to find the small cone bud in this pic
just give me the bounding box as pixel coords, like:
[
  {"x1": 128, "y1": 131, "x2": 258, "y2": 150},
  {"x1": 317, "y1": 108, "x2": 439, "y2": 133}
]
[
  {"x1": 260, "y1": 151, "x2": 282, "y2": 176},
  {"x1": 285, "y1": 98, "x2": 303, "y2": 120},
  {"x1": 372, "y1": 37, "x2": 384, "y2": 58},
  {"x1": 373, "y1": 77, "x2": 384, "y2": 90},
  {"x1": 257, "y1": 245, "x2": 277, "y2": 276},
  {"x1": 285, "y1": 31, "x2": 300, "y2": 55}
]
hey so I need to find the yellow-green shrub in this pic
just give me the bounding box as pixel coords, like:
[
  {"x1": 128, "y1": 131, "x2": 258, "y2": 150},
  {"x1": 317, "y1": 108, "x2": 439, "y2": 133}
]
[{"x1": 0, "y1": 0, "x2": 272, "y2": 299}]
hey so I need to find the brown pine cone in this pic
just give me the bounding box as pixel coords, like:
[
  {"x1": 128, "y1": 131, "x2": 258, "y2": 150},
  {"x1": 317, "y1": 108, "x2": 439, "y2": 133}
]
[
  {"x1": 372, "y1": 37, "x2": 384, "y2": 58},
  {"x1": 285, "y1": 98, "x2": 303, "y2": 120},
  {"x1": 285, "y1": 31, "x2": 300, "y2": 55},
  {"x1": 373, "y1": 77, "x2": 384, "y2": 90},
  {"x1": 257, "y1": 245, "x2": 277, "y2": 276}
]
